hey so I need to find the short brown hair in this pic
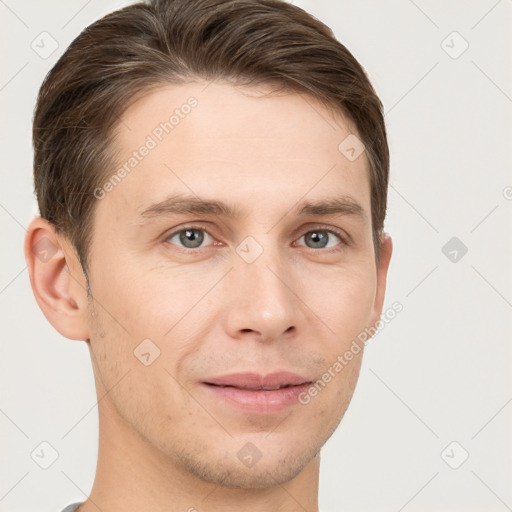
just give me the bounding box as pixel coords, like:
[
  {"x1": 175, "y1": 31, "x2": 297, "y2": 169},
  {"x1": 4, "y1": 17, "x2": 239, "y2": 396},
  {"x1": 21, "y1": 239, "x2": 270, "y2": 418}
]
[{"x1": 33, "y1": 0, "x2": 389, "y2": 283}]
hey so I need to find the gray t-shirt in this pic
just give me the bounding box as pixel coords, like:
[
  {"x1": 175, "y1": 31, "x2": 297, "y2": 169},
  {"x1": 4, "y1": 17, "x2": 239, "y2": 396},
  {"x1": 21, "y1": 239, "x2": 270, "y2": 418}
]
[{"x1": 60, "y1": 503, "x2": 83, "y2": 512}]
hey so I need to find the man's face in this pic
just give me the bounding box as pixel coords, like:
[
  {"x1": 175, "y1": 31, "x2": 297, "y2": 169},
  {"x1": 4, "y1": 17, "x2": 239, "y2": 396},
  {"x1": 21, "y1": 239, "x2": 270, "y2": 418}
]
[{"x1": 83, "y1": 81, "x2": 389, "y2": 487}]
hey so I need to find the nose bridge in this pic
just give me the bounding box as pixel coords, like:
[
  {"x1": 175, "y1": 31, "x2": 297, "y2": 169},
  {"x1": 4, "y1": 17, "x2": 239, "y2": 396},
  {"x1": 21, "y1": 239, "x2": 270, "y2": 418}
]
[{"x1": 226, "y1": 238, "x2": 298, "y2": 341}]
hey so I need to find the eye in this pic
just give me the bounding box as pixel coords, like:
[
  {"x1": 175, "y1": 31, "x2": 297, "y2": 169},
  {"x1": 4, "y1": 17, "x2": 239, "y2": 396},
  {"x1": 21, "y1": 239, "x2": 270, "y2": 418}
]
[
  {"x1": 163, "y1": 225, "x2": 348, "y2": 253},
  {"x1": 165, "y1": 227, "x2": 215, "y2": 250},
  {"x1": 296, "y1": 228, "x2": 345, "y2": 251}
]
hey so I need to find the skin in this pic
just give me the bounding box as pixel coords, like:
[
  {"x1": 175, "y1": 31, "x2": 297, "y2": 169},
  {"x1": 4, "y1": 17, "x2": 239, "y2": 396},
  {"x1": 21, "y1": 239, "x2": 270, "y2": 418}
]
[{"x1": 25, "y1": 81, "x2": 392, "y2": 512}]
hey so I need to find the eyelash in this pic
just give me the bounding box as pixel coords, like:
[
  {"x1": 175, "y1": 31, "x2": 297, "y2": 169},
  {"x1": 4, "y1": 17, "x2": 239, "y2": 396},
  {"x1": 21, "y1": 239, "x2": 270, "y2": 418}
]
[{"x1": 163, "y1": 224, "x2": 349, "y2": 253}]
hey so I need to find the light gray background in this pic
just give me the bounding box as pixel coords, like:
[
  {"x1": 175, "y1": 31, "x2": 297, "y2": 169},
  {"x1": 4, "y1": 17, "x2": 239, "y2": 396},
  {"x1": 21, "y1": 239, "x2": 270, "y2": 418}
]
[{"x1": 1, "y1": 1, "x2": 511, "y2": 511}]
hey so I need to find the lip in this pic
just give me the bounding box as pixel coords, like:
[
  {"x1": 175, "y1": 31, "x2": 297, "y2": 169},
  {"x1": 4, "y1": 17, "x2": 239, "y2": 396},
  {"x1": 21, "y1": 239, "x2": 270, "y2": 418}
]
[
  {"x1": 203, "y1": 371, "x2": 311, "y2": 389},
  {"x1": 201, "y1": 371, "x2": 313, "y2": 415}
]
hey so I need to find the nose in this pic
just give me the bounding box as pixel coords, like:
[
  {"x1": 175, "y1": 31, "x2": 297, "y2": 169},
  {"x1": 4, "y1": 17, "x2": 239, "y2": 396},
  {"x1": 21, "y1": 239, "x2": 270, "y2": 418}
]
[{"x1": 223, "y1": 249, "x2": 299, "y2": 343}]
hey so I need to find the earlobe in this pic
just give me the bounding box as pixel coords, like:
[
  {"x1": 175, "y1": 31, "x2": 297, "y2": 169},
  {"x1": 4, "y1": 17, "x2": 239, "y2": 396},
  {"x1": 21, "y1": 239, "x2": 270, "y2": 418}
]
[
  {"x1": 371, "y1": 234, "x2": 393, "y2": 326},
  {"x1": 24, "y1": 217, "x2": 90, "y2": 341}
]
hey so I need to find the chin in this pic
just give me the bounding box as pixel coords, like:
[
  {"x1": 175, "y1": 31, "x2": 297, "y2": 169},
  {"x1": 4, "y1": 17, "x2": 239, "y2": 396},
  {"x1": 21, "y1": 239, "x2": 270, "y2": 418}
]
[{"x1": 177, "y1": 441, "x2": 322, "y2": 489}]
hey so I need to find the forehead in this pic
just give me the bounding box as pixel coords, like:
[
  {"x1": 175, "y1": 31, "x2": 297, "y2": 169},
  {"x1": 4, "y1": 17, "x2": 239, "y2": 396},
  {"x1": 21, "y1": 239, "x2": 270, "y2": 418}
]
[{"x1": 100, "y1": 81, "x2": 371, "y2": 223}]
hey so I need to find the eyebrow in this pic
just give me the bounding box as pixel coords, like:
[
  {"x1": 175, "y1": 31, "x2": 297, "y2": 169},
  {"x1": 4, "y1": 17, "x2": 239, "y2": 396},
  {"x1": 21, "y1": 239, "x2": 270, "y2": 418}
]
[{"x1": 137, "y1": 193, "x2": 366, "y2": 222}]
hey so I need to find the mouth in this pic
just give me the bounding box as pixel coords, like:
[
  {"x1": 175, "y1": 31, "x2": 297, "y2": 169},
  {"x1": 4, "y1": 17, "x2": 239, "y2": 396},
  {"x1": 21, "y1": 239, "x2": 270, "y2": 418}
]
[
  {"x1": 203, "y1": 382, "x2": 307, "y2": 391},
  {"x1": 202, "y1": 370, "x2": 312, "y2": 389},
  {"x1": 200, "y1": 372, "x2": 314, "y2": 414}
]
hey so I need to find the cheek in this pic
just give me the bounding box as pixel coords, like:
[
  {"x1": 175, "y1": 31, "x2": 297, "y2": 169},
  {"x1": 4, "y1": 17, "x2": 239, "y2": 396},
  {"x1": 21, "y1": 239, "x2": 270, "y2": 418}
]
[
  {"x1": 305, "y1": 264, "x2": 377, "y2": 341},
  {"x1": 300, "y1": 346, "x2": 364, "y2": 438},
  {"x1": 90, "y1": 259, "x2": 177, "y2": 335}
]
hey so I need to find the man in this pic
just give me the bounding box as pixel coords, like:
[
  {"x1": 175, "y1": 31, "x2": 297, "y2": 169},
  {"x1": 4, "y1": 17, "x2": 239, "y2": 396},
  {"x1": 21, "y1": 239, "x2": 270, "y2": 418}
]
[{"x1": 24, "y1": 0, "x2": 392, "y2": 510}]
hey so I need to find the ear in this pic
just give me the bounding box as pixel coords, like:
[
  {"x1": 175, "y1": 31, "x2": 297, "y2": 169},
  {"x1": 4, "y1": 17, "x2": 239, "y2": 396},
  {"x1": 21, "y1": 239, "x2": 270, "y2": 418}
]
[
  {"x1": 370, "y1": 234, "x2": 393, "y2": 326},
  {"x1": 24, "y1": 216, "x2": 90, "y2": 341}
]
